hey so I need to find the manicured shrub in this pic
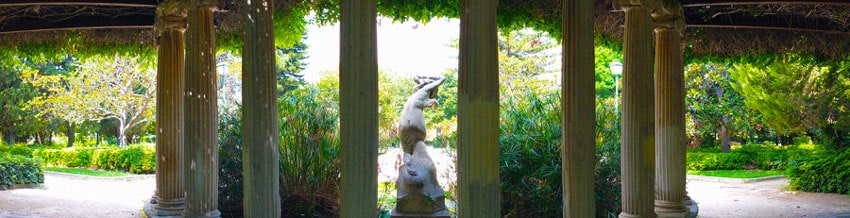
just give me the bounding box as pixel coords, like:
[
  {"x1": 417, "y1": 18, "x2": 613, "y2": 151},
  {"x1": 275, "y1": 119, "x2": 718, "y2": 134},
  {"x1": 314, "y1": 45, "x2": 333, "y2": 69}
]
[
  {"x1": 686, "y1": 150, "x2": 749, "y2": 171},
  {"x1": 786, "y1": 148, "x2": 850, "y2": 194},
  {"x1": 31, "y1": 144, "x2": 154, "y2": 174},
  {"x1": 0, "y1": 154, "x2": 44, "y2": 189},
  {"x1": 0, "y1": 143, "x2": 34, "y2": 157}
]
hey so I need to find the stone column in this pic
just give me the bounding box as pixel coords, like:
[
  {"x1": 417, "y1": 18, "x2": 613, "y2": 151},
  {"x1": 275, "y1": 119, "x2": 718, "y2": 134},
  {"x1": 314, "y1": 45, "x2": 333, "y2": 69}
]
[
  {"x1": 457, "y1": 0, "x2": 500, "y2": 217},
  {"x1": 653, "y1": 10, "x2": 687, "y2": 218},
  {"x1": 184, "y1": 0, "x2": 220, "y2": 217},
  {"x1": 241, "y1": 0, "x2": 281, "y2": 216},
  {"x1": 562, "y1": 0, "x2": 596, "y2": 217},
  {"x1": 339, "y1": 0, "x2": 378, "y2": 217},
  {"x1": 150, "y1": 1, "x2": 187, "y2": 216},
  {"x1": 615, "y1": 0, "x2": 658, "y2": 217}
]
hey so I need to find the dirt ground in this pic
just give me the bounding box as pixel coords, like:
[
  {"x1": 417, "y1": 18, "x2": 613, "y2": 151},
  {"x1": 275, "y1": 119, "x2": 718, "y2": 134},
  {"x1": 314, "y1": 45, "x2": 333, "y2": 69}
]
[{"x1": 1, "y1": 152, "x2": 848, "y2": 218}]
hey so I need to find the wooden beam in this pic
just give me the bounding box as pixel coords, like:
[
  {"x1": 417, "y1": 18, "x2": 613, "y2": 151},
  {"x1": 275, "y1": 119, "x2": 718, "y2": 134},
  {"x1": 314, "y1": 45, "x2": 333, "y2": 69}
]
[
  {"x1": 0, "y1": 25, "x2": 152, "y2": 34},
  {"x1": 687, "y1": 24, "x2": 850, "y2": 34},
  {"x1": 0, "y1": 0, "x2": 158, "y2": 7},
  {"x1": 682, "y1": 0, "x2": 850, "y2": 7},
  {"x1": 0, "y1": 12, "x2": 154, "y2": 34}
]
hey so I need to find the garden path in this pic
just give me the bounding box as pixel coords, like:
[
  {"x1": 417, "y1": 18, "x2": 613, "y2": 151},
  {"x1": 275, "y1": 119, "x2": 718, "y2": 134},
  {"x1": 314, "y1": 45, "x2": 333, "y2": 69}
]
[
  {"x1": 0, "y1": 172, "x2": 154, "y2": 218},
  {"x1": 688, "y1": 176, "x2": 850, "y2": 218}
]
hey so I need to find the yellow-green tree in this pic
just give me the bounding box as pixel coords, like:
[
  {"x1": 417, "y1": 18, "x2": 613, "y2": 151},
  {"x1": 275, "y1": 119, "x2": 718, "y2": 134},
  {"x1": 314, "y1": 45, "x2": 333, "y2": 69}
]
[{"x1": 24, "y1": 54, "x2": 155, "y2": 147}]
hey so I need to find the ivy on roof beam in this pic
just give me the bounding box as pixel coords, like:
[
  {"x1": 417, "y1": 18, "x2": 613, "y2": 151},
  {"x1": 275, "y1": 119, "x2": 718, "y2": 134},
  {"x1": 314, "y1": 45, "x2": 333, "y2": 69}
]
[
  {"x1": 0, "y1": 0, "x2": 158, "y2": 8},
  {"x1": 0, "y1": 12, "x2": 154, "y2": 34},
  {"x1": 681, "y1": 0, "x2": 850, "y2": 7}
]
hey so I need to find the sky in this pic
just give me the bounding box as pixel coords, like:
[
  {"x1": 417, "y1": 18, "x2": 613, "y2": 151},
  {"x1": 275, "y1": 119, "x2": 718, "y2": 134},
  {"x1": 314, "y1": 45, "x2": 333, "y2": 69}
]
[{"x1": 302, "y1": 17, "x2": 461, "y2": 82}]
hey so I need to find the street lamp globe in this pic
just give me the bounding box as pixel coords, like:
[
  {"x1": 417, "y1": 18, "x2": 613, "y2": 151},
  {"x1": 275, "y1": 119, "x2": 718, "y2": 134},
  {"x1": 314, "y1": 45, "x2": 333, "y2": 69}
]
[{"x1": 609, "y1": 61, "x2": 623, "y2": 78}]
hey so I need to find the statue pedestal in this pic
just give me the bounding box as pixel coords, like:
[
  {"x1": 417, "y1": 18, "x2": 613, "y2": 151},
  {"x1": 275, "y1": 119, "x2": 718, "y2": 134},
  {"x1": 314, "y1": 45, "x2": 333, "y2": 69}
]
[{"x1": 390, "y1": 207, "x2": 450, "y2": 218}]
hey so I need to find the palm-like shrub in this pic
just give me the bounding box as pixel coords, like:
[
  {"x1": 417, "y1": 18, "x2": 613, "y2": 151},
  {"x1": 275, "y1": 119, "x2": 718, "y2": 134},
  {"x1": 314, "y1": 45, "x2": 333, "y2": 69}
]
[
  {"x1": 498, "y1": 81, "x2": 622, "y2": 217},
  {"x1": 278, "y1": 85, "x2": 341, "y2": 217}
]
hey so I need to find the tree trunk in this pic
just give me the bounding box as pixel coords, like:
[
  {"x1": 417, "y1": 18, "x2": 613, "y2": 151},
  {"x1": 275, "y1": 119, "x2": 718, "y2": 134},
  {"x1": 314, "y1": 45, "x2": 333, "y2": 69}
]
[
  {"x1": 118, "y1": 120, "x2": 128, "y2": 147},
  {"x1": 3, "y1": 120, "x2": 14, "y2": 146},
  {"x1": 720, "y1": 123, "x2": 731, "y2": 152},
  {"x1": 67, "y1": 122, "x2": 76, "y2": 147}
]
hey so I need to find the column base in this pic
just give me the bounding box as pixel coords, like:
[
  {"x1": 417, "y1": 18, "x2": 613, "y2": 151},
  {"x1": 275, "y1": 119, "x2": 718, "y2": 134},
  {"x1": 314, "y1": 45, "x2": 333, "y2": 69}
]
[
  {"x1": 683, "y1": 197, "x2": 699, "y2": 218},
  {"x1": 619, "y1": 212, "x2": 658, "y2": 218},
  {"x1": 183, "y1": 209, "x2": 221, "y2": 218},
  {"x1": 144, "y1": 199, "x2": 185, "y2": 218},
  {"x1": 655, "y1": 200, "x2": 687, "y2": 217}
]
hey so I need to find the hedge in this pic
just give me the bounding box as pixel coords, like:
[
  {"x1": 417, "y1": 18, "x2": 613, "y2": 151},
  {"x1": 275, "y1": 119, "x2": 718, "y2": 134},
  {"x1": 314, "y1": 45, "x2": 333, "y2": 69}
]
[
  {"x1": 32, "y1": 144, "x2": 155, "y2": 174},
  {"x1": 0, "y1": 144, "x2": 35, "y2": 157},
  {"x1": 786, "y1": 149, "x2": 850, "y2": 194},
  {"x1": 0, "y1": 154, "x2": 44, "y2": 189},
  {"x1": 686, "y1": 144, "x2": 813, "y2": 171}
]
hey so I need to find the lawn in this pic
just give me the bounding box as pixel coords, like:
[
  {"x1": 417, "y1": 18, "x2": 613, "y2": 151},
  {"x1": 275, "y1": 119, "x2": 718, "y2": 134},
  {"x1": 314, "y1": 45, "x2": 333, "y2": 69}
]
[
  {"x1": 687, "y1": 169, "x2": 783, "y2": 179},
  {"x1": 45, "y1": 167, "x2": 133, "y2": 177}
]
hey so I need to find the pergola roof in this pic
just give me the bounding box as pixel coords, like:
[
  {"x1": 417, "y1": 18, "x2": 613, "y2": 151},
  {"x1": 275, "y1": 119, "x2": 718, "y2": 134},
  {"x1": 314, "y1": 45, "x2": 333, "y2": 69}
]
[{"x1": 0, "y1": 0, "x2": 848, "y2": 58}]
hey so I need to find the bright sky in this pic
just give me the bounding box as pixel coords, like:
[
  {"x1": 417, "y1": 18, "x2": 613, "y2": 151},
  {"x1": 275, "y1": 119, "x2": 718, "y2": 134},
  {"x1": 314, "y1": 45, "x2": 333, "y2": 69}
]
[{"x1": 302, "y1": 17, "x2": 461, "y2": 82}]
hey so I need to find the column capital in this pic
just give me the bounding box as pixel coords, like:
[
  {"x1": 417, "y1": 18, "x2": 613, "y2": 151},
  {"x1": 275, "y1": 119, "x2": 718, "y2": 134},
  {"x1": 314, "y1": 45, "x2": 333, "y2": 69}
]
[
  {"x1": 155, "y1": 1, "x2": 189, "y2": 35},
  {"x1": 653, "y1": 14, "x2": 685, "y2": 36},
  {"x1": 652, "y1": 1, "x2": 686, "y2": 36},
  {"x1": 613, "y1": 0, "x2": 659, "y2": 12}
]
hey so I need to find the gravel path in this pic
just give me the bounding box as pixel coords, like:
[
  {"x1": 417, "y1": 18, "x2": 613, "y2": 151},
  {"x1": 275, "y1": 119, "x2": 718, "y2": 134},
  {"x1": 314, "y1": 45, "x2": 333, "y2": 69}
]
[
  {"x1": 1, "y1": 152, "x2": 848, "y2": 218},
  {"x1": 0, "y1": 172, "x2": 154, "y2": 218},
  {"x1": 687, "y1": 176, "x2": 850, "y2": 218}
]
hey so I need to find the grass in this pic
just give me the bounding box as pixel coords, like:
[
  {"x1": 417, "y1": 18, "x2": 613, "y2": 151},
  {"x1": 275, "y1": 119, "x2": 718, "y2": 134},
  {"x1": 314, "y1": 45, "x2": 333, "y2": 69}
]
[
  {"x1": 45, "y1": 167, "x2": 133, "y2": 177},
  {"x1": 688, "y1": 169, "x2": 783, "y2": 179}
]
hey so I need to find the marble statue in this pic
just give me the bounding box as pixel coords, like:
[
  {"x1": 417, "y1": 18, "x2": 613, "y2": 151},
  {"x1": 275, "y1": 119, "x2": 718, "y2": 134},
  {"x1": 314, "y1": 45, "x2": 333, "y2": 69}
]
[{"x1": 392, "y1": 76, "x2": 450, "y2": 217}]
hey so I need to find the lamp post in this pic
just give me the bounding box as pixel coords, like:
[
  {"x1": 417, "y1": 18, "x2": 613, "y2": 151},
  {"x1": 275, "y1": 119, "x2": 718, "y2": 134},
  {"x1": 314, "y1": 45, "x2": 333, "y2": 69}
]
[{"x1": 610, "y1": 61, "x2": 623, "y2": 111}]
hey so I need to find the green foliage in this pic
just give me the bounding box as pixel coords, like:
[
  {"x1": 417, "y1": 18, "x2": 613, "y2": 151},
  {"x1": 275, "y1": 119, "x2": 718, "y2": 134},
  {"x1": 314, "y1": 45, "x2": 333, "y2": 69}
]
[
  {"x1": 730, "y1": 54, "x2": 850, "y2": 148},
  {"x1": 0, "y1": 143, "x2": 34, "y2": 157},
  {"x1": 498, "y1": 80, "x2": 622, "y2": 217},
  {"x1": 217, "y1": 106, "x2": 244, "y2": 214},
  {"x1": 786, "y1": 148, "x2": 850, "y2": 194},
  {"x1": 686, "y1": 143, "x2": 815, "y2": 171},
  {"x1": 0, "y1": 154, "x2": 44, "y2": 189},
  {"x1": 684, "y1": 62, "x2": 763, "y2": 151},
  {"x1": 499, "y1": 84, "x2": 562, "y2": 217},
  {"x1": 279, "y1": 82, "x2": 341, "y2": 217},
  {"x1": 687, "y1": 170, "x2": 783, "y2": 179},
  {"x1": 44, "y1": 167, "x2": 131, "y2": 177},
  {"x1": 23, "y1": 54, "x2": 156, "y2": 147},
  {"x1": 31, "y1": 144, "x2": 155, "y2": 174},
  {"x1": 217, "y1": 79, "x2": 342, "y2": 217}
]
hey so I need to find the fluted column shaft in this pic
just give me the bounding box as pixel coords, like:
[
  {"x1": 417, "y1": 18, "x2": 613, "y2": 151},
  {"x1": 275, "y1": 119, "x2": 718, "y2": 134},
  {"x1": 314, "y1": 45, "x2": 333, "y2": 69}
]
[
  {"x1": 654, "y1": 19, "x2": 687, "y2": 217},
  {"x1": 153, "y1": 4, "x2": 187, "y2": 215},
  {"x1": 241, "y1": 0, "x2": 282, "y2": 216},
  {"x1": 339, "y1": 0, "x2": 378, "y2": 217},
  {"x1": 184, "y1": 1, "x2": 220, "y2": 217},
  {"x1": 619, "y1": 4, "x2": 657, "y2": 218},
  {"x1": 458, "y1": 0, "x2": 500, "y2": 217},
  {"x1": 562, "y1": 0, "x2": 596, "y2": 217}
]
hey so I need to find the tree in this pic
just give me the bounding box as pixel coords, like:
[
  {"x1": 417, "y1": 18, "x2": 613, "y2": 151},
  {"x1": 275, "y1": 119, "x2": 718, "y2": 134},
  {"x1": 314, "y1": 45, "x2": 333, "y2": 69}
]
[
  {"x1": 685, "y1": 63, "x2": 762, "y2": 152},
  {"x1": 276, "y1": 34, "x2": 308, "y2": 94},
  {"x1": 24, "y1": 54, "x2": 156, "y2": 147},
  {"x1": 0, "y1": 53, "x2": 37, "y2": 145},
  {"x1": 731, "y1": 55, "x2": 850, "y2": 148}
]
